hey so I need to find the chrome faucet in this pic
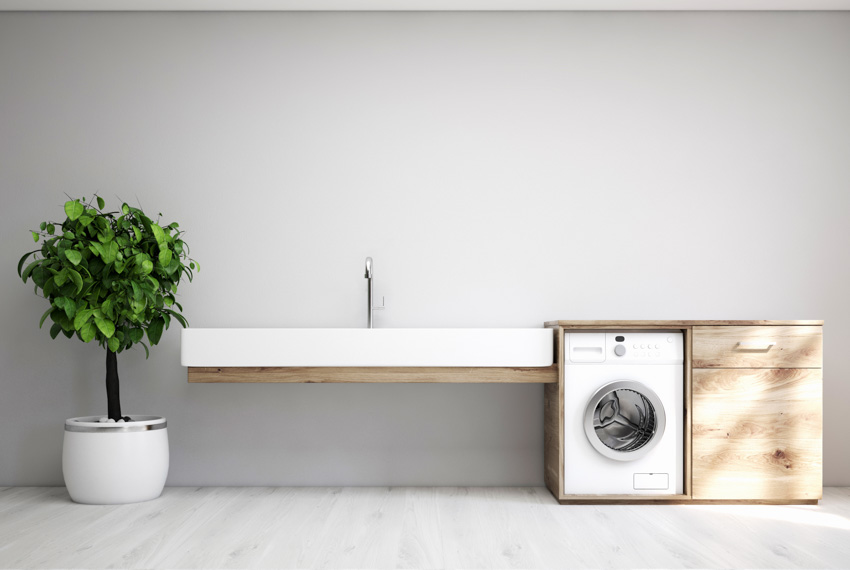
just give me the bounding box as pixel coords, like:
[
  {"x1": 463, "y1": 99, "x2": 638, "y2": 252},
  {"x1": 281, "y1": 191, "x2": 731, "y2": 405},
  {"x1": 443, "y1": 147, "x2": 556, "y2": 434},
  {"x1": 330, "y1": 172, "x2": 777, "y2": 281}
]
[{"x1": 364, "y1": 257, "x2": 384, "y2": 328}]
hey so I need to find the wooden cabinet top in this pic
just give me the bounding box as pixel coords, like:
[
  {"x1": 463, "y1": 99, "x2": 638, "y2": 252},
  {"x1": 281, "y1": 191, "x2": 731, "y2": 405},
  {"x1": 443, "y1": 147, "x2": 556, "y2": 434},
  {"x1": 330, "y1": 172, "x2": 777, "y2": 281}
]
[{"x1": 544, "y1": 320, "x2": 823, "y2": 327}]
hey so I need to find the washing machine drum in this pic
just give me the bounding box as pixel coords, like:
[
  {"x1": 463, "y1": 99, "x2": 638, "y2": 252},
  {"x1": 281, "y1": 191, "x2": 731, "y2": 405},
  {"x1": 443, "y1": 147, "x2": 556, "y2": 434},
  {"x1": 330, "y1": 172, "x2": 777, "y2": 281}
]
[{"x1": 584, "y1": 380, "x2": 667, "y2": 462}]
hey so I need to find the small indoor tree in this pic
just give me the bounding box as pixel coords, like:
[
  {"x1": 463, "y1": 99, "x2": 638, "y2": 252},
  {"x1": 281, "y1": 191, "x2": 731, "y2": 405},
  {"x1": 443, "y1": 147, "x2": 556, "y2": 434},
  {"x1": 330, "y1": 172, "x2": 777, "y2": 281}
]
[{"x1": 18, "y1": 196, "x2": 197, "y2": 421}]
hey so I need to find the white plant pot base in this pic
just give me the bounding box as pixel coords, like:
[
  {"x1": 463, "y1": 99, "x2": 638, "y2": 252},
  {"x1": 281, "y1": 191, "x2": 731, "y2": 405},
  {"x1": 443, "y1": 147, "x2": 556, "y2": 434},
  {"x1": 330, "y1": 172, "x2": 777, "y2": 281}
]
[{"x1": 62, "y1": 415, "x2": 169, "y2": 505}]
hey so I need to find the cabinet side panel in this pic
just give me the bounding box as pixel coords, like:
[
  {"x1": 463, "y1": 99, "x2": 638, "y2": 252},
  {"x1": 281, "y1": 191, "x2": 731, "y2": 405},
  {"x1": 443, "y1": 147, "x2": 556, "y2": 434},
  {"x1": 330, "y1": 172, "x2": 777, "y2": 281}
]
[{"x1": 543, "y1": 382, "x2": 560, "y2": 498}]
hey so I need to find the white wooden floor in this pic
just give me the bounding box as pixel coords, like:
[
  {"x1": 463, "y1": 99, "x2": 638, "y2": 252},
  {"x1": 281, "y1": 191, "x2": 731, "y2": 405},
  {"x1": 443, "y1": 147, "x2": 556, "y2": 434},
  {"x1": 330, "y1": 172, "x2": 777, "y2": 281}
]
[{"x1": 1, "y1": 487, "x2": 849, "y2": 569}]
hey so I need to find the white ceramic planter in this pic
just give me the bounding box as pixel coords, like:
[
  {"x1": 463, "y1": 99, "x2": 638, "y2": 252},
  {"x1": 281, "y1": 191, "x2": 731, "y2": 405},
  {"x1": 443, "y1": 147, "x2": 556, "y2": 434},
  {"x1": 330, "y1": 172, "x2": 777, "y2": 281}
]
[{"x1": 62, "y1": 415, "x2": 169, "y2": 505}]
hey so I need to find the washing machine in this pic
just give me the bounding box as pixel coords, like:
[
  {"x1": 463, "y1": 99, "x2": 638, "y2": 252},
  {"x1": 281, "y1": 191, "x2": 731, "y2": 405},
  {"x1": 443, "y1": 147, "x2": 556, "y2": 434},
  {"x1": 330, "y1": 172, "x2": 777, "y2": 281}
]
[{"x1": 563, "y1": 331, "x2": 683, "y2": 495}]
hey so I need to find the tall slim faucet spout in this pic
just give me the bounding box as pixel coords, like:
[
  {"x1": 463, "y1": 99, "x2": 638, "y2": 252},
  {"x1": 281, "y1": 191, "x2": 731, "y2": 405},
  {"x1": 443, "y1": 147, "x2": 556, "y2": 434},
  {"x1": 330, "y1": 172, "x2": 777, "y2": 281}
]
[{"x1": 365, "y1": 257, "x2": 383, "y2": 328}]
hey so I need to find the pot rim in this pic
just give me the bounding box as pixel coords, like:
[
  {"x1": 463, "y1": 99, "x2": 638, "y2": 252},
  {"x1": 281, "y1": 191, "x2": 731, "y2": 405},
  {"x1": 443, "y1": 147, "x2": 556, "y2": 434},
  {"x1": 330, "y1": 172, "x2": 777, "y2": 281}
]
[{"x1": 65, "y1": 415, "x2": 167, "y2": 432}]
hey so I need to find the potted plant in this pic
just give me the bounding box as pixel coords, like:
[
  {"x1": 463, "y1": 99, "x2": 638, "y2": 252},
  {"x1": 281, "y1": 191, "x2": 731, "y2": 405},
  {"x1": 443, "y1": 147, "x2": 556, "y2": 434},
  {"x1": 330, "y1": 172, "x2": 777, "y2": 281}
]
[{"x1": 18, "y1": 196, "x2": 197, "y2": 504}]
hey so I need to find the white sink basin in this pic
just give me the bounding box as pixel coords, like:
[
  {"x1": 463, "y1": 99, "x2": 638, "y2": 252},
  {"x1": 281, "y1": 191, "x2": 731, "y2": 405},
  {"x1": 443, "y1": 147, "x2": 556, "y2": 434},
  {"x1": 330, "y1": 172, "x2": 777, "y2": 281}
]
[{"x1": 181, "y1": 328, "x2": 553, "y2": 367}]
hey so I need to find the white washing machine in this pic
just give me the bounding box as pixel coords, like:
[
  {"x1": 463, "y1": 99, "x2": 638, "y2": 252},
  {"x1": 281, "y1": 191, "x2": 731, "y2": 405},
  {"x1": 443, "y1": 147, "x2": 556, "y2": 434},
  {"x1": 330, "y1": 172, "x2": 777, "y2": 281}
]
[{"x1": 563, "y1": 331, "x2": 683, "y2": 495}]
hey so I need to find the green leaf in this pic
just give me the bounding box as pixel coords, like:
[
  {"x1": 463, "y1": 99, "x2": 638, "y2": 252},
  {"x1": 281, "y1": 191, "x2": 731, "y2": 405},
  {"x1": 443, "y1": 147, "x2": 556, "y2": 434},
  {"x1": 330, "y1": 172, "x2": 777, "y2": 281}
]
[
  {"x1": 74, "y1": 308, "x2": 94, "y2": 330},
  {"x1": 31, "y1": 231, "x2": 39, "y2": 242},
  {"x1": 46, "y1": 224, "x2": 55, "y2": 235},
  {"x1": 17, "y1": 250, "x2": 38, "y2": 277},
  {"x1": 139, "y1": 341, "x2": 150, "y2": 359},
  {"x1": 102, "y1": 298, "x2": 114, "y2": 319},
  {"x1": 64, "y1": 200, "x2": 85, "y2": 221},
  {"x1": 54, "y1": 268, "x2": 68, "y2": 287},
  {"x1": 63, "y1": 231, "x2": 75, "y2": 239},
  {"x1": 65, "y1": 250, "x2": 82, "y2": 266},
  {"x1": 122, "y1": 203, "x2": 130, "y2": 215},
  {"x1": 42, "y1": 276, "x2": 54, "y2": 297},
  {"x1": 96, "y1": 195, "x2": 105, "y2": 210},
  {"x1": 141, "y1": 259, "x2": 153, "y2": 274},
  {"x1": 67, "y1": 268, "x2": 83, "y2": 294},
  {"x1": 100, "y1": 241, "x2": 119, "y2": 265},
  {"x1": 158, "y1": 248, "x2": 172, "y2": 268},
  {"x1": 131, "y1": 281, "x2": 142, "y2": 302},
  {"x1": 146, "y1": 317, "x2": 165, "y2": 345},
  {"x1": 164, "y1": 309, "x2": 189, "y2": 328},
  {"x1": 59, "y1": 297, "x2": 77, "y2": 320},
  {"x1": 40, "y1": 222, "x2": 46, "y2": 231},
  {"x1": 95, "y1": 317, "x2": 115, "y2": 338},
  {"x1": 107, "y1": 336, "x2": 120, "y2": 352},
  {"x1": 21, "y1": 260, "x2": 39, "y2": 283},
  {"x1": 129, "y1": 328, "x2": 144, "y2": 343},
  {"x1": 151, "y1": 223, "x2": 166, "y2": 245},
  {"x1": 79, "y1": 321, "x2": 96, "y2": 343},
  {"x1": 39, "y1": 307, "x2": 53, "y2": 329},
  {"x1": 50, "y1": 322, "x2": 62, "y2": 340},
  {"x1": 132, "y1": 226, "x2": 141, "y2": 242},
  {"x1": 114, "y1": 259, "x2": 125, "y2": 274}
]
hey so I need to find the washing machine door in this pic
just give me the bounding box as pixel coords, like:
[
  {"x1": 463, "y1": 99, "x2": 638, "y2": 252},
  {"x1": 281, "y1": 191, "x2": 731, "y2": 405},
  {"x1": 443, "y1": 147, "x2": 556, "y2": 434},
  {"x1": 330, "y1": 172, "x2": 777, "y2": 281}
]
[{"x1": 584, "y1": 380, "x2": 666, "y2": 462}]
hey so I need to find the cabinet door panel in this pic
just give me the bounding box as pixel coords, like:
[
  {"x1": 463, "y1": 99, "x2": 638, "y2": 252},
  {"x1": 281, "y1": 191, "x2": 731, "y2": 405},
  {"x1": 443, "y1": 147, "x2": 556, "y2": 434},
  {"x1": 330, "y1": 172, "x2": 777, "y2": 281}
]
[
  {"x1": 692, "y1": 368, "x2": 822, "y2": 500},
  {"x1": 692, "y1": 326, "x2": 822, "y2": 368}
]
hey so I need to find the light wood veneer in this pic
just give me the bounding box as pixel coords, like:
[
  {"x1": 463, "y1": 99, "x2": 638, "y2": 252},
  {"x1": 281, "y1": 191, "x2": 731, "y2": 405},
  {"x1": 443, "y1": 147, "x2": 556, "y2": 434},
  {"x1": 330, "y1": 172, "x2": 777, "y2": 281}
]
[
  {"x1": 692, "y1": 325, "x2": 823, "y2": 368},
  {"x1": 188, "y1": 365, "x2": 558, "y2": 383}
]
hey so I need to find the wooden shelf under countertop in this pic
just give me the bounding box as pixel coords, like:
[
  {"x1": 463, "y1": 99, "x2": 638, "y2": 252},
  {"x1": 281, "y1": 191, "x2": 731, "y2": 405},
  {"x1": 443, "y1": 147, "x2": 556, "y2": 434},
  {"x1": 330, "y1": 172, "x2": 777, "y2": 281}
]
[{"x1": 188, "y1": 365, "x2": 559, "y2": 383}]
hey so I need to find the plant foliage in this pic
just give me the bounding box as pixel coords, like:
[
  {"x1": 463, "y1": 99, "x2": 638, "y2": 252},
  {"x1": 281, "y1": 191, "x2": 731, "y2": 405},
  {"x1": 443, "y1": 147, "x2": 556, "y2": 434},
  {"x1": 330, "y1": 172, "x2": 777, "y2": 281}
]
[{"x1": 19, "y1": 196, "x2": 198, "y2": 356}]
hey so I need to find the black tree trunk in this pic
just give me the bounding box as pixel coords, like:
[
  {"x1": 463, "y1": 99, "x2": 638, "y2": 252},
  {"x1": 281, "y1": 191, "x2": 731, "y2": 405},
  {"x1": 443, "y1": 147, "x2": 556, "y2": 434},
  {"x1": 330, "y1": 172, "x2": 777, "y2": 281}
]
[{"x1": 106, "y1": 349, "x2": 122, "y2": 421}]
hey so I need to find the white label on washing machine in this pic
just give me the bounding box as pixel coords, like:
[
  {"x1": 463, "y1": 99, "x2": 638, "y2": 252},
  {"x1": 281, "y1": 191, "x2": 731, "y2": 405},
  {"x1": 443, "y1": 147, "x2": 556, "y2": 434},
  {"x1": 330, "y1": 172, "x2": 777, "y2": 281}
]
[{"x1": 633, "y1": 473, "x2": 669, "y2": 490}]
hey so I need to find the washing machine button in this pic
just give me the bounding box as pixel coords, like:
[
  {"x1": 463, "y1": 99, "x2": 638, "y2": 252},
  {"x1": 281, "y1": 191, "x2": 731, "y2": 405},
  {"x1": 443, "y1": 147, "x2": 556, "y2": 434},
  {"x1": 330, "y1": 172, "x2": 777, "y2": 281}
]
[{"x1": 614, "y1": 344, "x2": 627, "y2": 357}]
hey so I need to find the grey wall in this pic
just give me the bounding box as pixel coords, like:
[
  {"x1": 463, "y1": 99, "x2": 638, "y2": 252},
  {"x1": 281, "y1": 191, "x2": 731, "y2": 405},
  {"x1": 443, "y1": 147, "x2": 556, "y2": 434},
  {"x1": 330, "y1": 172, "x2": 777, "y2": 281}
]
[{"x1": 1, "y1": 12, "x2": 848, "y2": 486}]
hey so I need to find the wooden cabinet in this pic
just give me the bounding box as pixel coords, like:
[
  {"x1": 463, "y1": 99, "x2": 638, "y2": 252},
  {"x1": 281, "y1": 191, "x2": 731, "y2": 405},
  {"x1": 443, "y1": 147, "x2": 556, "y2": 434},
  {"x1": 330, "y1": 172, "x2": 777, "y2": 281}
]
[
  {"x1": 543, "y1": 320, "x2": 823, "y2": 505},
  {"x1": 691, "y1": 326, "x2": 823, "y2": 501}
]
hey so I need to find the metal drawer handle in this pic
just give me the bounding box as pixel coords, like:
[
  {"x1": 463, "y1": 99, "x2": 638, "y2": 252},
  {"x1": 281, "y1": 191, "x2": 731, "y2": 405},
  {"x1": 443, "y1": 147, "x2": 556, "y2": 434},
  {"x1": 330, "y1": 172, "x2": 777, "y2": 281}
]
[{"x1": 737, "y1": 341, "x2": 777, "y2": 349}]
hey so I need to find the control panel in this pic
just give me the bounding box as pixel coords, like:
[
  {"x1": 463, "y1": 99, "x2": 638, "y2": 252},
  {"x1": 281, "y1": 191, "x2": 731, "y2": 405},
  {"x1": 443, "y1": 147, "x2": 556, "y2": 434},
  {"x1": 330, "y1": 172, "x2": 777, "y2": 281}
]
[{"x1": 567, "y1": 331, "x2": 683, "y2": 365}]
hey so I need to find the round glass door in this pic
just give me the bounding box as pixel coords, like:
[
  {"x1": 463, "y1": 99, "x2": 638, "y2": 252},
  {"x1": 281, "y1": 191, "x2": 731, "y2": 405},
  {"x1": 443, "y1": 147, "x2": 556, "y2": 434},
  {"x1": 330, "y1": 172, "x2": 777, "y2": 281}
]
[{"x1": 583, "y1": 380, "x2": 666, "y2": 462}]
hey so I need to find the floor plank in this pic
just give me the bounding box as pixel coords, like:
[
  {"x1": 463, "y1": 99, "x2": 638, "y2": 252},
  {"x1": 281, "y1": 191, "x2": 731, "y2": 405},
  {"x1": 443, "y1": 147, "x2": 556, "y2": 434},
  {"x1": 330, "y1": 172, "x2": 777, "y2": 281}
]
[{"x1": 1, "y1": 487, "x2": 849, "y2": 569}]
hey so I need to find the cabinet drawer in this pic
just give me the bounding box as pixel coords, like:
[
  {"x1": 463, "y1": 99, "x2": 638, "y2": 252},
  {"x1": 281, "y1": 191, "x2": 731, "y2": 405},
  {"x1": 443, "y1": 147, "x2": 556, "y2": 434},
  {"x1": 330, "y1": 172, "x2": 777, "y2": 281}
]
[
  {"x1": 692, "y1": 326, "x2": 822, "y2": 368},
  {"x1": 692, "y1": 439, "x2": 822, "y2": 500}
]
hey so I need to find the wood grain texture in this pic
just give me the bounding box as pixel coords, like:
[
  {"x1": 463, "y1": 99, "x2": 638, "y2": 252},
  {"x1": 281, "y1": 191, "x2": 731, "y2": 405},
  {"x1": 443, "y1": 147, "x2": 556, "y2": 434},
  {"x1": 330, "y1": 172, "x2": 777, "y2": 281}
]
[
  {"x1": 2, "y1": 487, "x2": 848, "y2": 569},
  {"x1": 543, "y1": 327, "x2": 563, "y2": 499},
  {"x1": 693, "y1": 369, "x2": 822, "y2": 440},
  {"x1": 683, "y1": 326, "x2": 693, "y2": 498},
  {"x1": 692, "y1": 367, "x2": 822, "y2": 501},
  {"x1": 692, "y1": 326, "x2": 822, "y2": 368},
  {"x1": 188, "y1": 365, "x2": 558, "y2": 383},
  {"x1": 692, "y1": 439, "x2": 822, "y2": 501},
  {"x1": 545, "y1": 320, "x2": 823, "y2": 327}
]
